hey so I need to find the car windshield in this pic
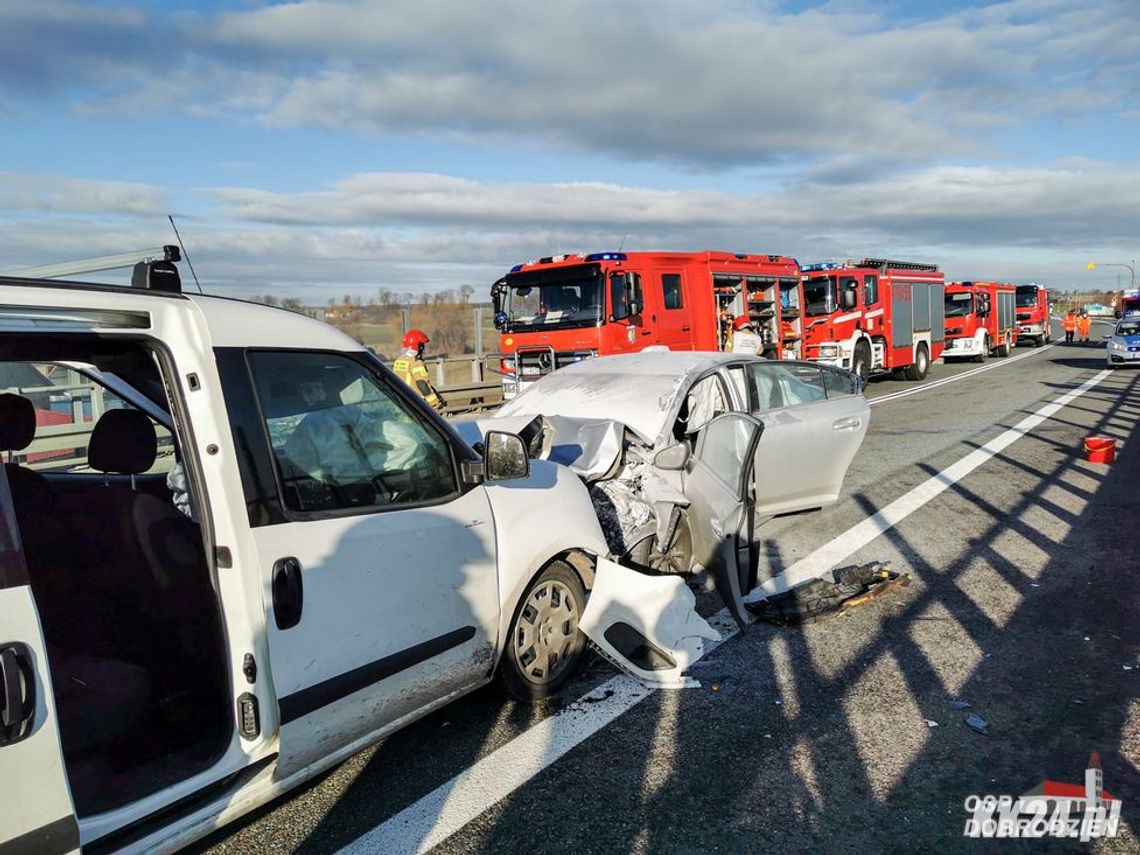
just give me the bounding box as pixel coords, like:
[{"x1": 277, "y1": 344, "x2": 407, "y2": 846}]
[
  {"x1": 803, "y1": 276, "x2": 837, "y2": 317},
  {"x1": 945, "y1": 292, "x2": 973, "y2": 317},
  {"x1": 1015, "y1": 287, "x2": 1039, "y2": 308},
  {"x1": 1117, "y1": 322, "x2": 1140, "y2": 337},
  {"x1": 505, "y1": 270, "x2": 604, "y2": 331}
]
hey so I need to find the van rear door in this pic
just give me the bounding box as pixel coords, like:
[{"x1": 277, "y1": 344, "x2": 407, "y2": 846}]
[{"x1": 0, "y1": 466, "x2": 79, "y2": 854}]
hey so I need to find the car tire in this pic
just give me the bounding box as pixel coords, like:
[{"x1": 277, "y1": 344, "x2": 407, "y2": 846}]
[
  {"x1": 498, "y1": 561, "x2": 587, "y2": 702},
  {"x1": 629, "y1": 512, "x2": 693, "y2": 576},
  {"x1": 851, "y1": 342, "x2": 872, "y2": 381},
  {"x1": 904, "y1": 344, "x2": 929, "y2": 381}
]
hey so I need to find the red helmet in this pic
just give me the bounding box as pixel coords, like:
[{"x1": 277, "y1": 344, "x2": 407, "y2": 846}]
[
  {"x1": 733, "y1": 314, "x2": 753, "y2": 330},
  {"x1": 403, "y1": 329, "x2": 429, "y2": 350}
]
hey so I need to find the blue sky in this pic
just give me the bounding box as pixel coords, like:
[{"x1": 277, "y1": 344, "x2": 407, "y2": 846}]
[{"x1": 1, "y1": 0, "x2": 1137, "y2": 301}]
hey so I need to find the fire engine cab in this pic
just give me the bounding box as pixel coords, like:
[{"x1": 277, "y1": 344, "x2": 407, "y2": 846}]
[
  {"x1": 1014, "y1": 282, "x2": 1051, "y2": 347},
  {"x1": 942, "y1": 281, "x2": 1017, "y2": 362},
  {"x1": 491, "y1": 250, "x2": 802, "y2": 398},
  {"x1": 801, "y1": 258, "x2": 946, "y2": 381}
]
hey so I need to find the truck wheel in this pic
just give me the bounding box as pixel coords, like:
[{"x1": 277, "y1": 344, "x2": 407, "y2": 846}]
[
  {"x1": 499, "y1": 561, "x2": 587, "y2": 702},
  {"x1": 996, "y1": 340, "x2": 1011, "y2": 357},
  {"x1": 904, "y1": 344, "x2": 929, "y2": 381},
  {"x1": 973, "y1": 335, "x2": 989, "y2": 363},
  {"x1": 851, "y1": 342, "x2": 872, "y2": 381},
  {"x1": 1035, "y1": 335, "x2": 1045, "y2": 347}
]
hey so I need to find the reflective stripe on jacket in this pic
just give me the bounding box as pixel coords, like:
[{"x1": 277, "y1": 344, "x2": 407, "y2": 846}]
[{"x1": 393, "y1": 356, "x2": 443, "y2": 409}]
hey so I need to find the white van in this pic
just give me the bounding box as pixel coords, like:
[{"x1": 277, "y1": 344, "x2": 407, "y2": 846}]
[{"x1": 0, "y1": 262, "x2": 700, "y2": 853}]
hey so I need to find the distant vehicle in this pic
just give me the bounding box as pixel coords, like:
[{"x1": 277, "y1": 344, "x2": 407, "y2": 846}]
[
  {"x1": 1118, "y1": 289, "x2": 1140, "y2": 318},
  {"x1": 943, "y1": 281, "x2": 1017, "y2": 361},
  {"x1": 1015, "y1": 283, "x2": 1051, "y2": 346},
  {"x1": 490, "y1": 250, "x2": 803, "y2": 399},
  {"x1": 458, "y1": 350, "x2": 870, "y2": 633},
  {"x1": 800, "y1": 258, "x2": 946, "y2": 380},
  {"x1": 1105, "y1": 317, "x2": 1140, "y2": 368}
]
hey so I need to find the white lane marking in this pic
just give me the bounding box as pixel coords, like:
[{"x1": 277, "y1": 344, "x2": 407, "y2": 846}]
[
  {"x1": 746, "y1": 368, "x2": 1112, "y2": 600},
  {"x1": 338, "y1": 612, "x2": 741, "y2": 855},
  {"x1": 341, "y1": 366, "x2": 1110, "y2": 855},
  {"x1": 869, "y1": 342, "x2": 1056, "y2": 407}
]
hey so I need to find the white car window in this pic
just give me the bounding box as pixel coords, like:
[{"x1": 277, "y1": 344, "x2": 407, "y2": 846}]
[
  {"x1": 749, "y1": 363, "x2": 827, "y2": 408},
  {"x1": 694, "y1": 414, "x2": 755, "y2": 491},
  {"x1": 682, "y1": 375, "x2": 728, "y2": 435},
  {"x1": 248, "y1": 352, "x2": 457, "y2": 512}
]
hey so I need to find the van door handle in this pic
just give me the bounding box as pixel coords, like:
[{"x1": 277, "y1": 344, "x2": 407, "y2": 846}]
[
  {"x1": 833, "y1": 417, "x2": 862, "y2": 431},
  {"x1": 272, "y1": 557, "x2": 304, "y2": 630},
  {"x1": 0, "y1": 643, "x2": 36, "y2": 745}
]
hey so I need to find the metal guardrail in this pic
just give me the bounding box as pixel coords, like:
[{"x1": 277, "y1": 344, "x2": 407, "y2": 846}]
[{"x1": 418, "y1": 353, "x2": 506, "y2": 416}]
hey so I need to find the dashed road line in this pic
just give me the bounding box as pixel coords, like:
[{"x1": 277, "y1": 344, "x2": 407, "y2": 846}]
[{"x1": 339, "y1": 366, "x2": 1113, "y2": 855}]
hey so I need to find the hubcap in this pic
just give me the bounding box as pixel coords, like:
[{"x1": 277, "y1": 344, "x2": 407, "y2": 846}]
[{"x1": 514, "y1": 580, "x2": 579, "y2": 683}]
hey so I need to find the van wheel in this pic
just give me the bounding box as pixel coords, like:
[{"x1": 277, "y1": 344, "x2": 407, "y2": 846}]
[
  {"x1": 904, "y1": 344, "x2": 929, "y2": 380},
  {"x1": 851, "y1": 342, "x2": 872, "y2": 380},
  {"x1": 499, "y1": 561, "x2": 587, "y2": 702},
  {"x1": 973, "y1": 335, "x2": 989, "y2": 363}
]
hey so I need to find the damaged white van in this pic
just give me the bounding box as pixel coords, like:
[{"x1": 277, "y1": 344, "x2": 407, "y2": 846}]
[{"x1": 0, "y1": 261, "x2": 717, "y2": 853}]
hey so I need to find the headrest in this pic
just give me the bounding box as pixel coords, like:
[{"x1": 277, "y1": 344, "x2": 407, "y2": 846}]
[
  {"x1": 0, "y1": 393, "x2": 36, "y2": 452},
  {"x1": 88, "y1": 409, "x2": 157, "y2": 475}
]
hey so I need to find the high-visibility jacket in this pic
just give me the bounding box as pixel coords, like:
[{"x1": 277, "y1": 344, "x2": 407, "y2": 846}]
[
  {"x1": 1078, "y1": 316, "x2": 1091, "y2": 336},
  {"x1": 393, "y1": 354, "x2": 445, "y2": 411},
  {"x1": 1062, "y1": 314, "x2": 1077, "y2": 332}
]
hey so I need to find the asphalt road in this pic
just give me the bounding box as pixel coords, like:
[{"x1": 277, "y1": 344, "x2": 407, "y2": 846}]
[{"x1": 193, "y1": 320, "x2": 1138, "y2": 854}]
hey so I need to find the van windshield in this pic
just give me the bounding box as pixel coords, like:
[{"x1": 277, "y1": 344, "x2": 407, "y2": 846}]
[
  {"x1": 803, "y1": 276, "x2": 837, "y2": 317},
  {"x1": 505, "y1": 267, "x2": 604, "y2": 332}
]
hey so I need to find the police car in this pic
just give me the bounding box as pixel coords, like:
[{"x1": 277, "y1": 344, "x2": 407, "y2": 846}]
[{"x1": 1105, "y1": 315, "x2": 1140, "y2": 368}]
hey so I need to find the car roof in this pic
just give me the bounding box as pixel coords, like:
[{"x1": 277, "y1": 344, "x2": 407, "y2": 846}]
[
  {"x1": 499, "y1": 350, "x2": 762, "y2": 444},
  {"x1": 0, "y1": 277, "x2": 363, "y2": 352}
]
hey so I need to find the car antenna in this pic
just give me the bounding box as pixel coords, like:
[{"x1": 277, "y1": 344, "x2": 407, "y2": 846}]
[
  {"x1": 168, "y1": 214, "x2": 204, "y2": 293},
  {"x1": 617, "y1": 233, "x2": 628, "y2": 253}
]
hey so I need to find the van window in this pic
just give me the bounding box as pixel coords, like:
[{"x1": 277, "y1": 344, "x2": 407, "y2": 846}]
[
  {"x1": 662, "y1": 274, "x2": 684, "y2": 310},
  {"x1": 0, "y1": 362, "x2": 173, "y2": 474},
  {"x1": 247, "y1": 352, "x2": 457, "y2": 513}
]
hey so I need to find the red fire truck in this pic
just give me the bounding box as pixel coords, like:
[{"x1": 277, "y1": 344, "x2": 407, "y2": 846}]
[
  {"x1": 491, "y1": 250, "x2": 802, "y2": 398},
  {"x1": 800, "y1": 258, "x2": 946, "y2": 380},
  {"x1": 1118, "y1": 289, "x2": 1140, "y2": 318},
  {"x1": 1014, "y1": 282, "x2": 1051, "y2": 347},
  {"x1": 942, "y1": 281, "x2": 1017, "y2": 362}
]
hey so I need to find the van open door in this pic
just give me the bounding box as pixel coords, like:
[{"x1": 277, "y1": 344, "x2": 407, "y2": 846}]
[{"x1": 0, "y1": 466, "x2": 80, "y2": 854}]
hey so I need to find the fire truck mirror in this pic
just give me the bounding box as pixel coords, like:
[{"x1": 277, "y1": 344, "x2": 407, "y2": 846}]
[{"x1": 841, "y1": 288, "x2": 858, "y2": 310}]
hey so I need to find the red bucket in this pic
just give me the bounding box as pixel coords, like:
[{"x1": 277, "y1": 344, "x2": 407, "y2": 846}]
[{"x1": 1084, "y1": 436, "x2": 1116, "y2": 464}]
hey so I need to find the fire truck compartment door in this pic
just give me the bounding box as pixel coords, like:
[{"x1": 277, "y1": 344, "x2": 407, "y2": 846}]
[{"x1": 681, "y1": 412, "x2": 764, "y2": 628}]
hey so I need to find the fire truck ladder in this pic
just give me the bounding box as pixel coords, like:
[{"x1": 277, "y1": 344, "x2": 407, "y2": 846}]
[{"x1": 860, "y1": 258, "x2": 940, "y2": 272}]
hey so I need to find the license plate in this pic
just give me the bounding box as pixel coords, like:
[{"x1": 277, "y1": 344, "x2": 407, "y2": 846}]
[{"x1": 521, "y1": 366, "x2": 541, "y2": 376}]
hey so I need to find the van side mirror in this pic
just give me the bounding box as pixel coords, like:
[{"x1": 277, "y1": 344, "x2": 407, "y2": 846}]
[
  {"x1": 483, "y1": 431, "x2": 530, "y2": 481},
  {"x1": 653, "y1": 442, "x2": 690, "y2": 471}
]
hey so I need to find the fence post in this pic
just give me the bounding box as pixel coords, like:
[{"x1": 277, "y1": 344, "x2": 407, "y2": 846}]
[
  {"x1": 472, "y1": 308, "x2": 483, "y2": 382},
  {"x1": 435, "y1": 357, "x2": 445, "y2": 387},
  {"x1": 401, "y1": 307, "x2": 410, "y2": 335}
]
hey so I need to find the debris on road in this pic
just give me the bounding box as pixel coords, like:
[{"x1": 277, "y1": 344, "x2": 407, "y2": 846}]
[
  {"x1": 748, "y1": 561, "x2": 910, "y2": 623},
  {"x1": 947, "y1": 700, "x2": 972, "y2": 710},
  {"x1": 925, "y1": 719, "x2": 939, "y2": 728},
  {"x1": 583, "y1": 689, "x2": 615, "y2": 704},
  {"x1": 965, "y1": 713, "x2": 989, "y2": 734}
]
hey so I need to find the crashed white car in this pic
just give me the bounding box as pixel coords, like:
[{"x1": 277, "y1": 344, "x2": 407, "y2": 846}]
[{"x1": 458, "y1": 350, "x2": 870, "y2": 629}]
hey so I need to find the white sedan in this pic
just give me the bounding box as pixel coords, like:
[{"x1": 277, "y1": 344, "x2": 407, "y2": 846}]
[{"x1": 459, "y1": 350, "x2": 870, "y2": 638}]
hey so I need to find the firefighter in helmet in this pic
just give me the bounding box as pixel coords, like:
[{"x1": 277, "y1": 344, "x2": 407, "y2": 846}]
[
  {"x1": 731, "y1": 314, "x2": 763, "y2": 355},
  {"x1": 393, "y1": 329, "x2": 446, "y2": 411}
]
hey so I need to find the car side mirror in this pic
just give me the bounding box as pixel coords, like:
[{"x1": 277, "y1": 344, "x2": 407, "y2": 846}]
[
  {"x1": 653, "y1": 442, "x2": 690, "y2": 471},
  {"x1": 484, "y1": 431, "x2": 530, "y2": 481},
  {"x1": 841, "y1": 289, "x2": 857, "y2": 310}
]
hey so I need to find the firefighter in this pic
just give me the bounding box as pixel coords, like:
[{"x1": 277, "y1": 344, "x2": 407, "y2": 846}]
[
  {"x1": 731, "y1": 314, "x2": 763, "y2": 355},
  {"x1": 1062, "y1": 310, "x2": 1077, "y2": 343},
  {"x1": 393, "y1": 329, "x2": 446, "y2": 411},
  {"x1": 1078, "y1": 312, "x2": 1092, "y2": 343}
]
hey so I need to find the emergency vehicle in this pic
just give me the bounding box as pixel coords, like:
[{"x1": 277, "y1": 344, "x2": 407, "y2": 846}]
[
  {"x1": 800, "y1": 258, "x2": 946, "y2": 380},
  {"x1": 942, "y1": 281, "x2": 1017, "y2": 361},
  {"x1": 1118, "y1": 289, "x2": 1140, "y2": 318},
  {"x1": 491, "y1": 251, "x2": 802, "y2": 398},
  {"x1": 1014, "y1": 282, "x2": 1051, "y2": 346}
]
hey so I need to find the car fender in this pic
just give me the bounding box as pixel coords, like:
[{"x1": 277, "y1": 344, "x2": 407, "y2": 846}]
[{"x1": 483, "y1": 458, "x2": 610, "y2": 644}]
